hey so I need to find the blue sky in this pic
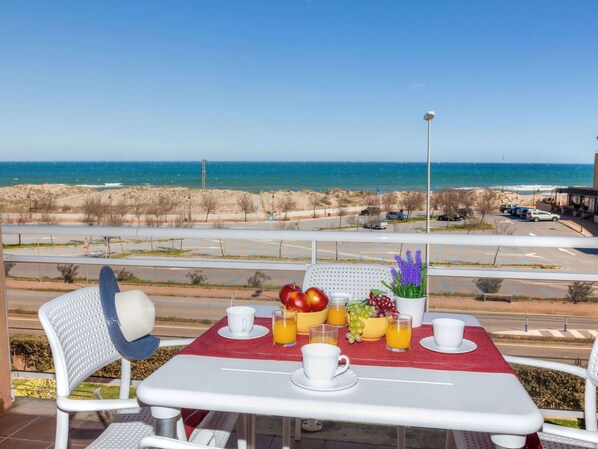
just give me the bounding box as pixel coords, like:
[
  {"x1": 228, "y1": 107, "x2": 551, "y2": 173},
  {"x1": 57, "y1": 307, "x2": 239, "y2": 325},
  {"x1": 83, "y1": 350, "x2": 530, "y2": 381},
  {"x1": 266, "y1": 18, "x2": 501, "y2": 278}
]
[{"x1": 1, "y1": 1, "x2": 597, "y2": 163}]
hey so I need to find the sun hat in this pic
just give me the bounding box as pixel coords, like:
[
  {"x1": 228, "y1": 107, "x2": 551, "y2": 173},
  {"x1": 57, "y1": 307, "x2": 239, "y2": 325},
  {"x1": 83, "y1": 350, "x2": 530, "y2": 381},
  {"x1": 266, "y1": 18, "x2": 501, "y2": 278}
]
[{"x1": 99, "y1": 266, "x2": 160, "y2": 361}]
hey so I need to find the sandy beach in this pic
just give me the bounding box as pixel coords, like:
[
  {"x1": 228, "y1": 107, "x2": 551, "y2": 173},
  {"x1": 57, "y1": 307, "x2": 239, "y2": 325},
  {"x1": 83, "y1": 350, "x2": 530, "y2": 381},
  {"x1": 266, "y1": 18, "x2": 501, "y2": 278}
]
[{"x1": 0, "y1": 183, "x2": 538, "y2": 224}]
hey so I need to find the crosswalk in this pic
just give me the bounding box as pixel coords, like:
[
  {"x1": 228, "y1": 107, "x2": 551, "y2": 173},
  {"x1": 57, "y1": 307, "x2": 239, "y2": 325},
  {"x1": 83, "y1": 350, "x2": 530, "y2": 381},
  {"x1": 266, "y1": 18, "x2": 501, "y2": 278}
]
[{"x1": 493, "y1": 329, "x2": 597, "y2": 339}]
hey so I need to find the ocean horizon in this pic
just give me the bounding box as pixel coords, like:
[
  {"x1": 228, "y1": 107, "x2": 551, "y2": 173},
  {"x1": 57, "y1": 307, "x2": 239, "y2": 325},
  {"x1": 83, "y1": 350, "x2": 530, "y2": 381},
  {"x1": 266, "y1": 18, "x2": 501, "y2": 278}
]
[{"x1": 0, "y1": 161, "x2": 593, "y2": 193}]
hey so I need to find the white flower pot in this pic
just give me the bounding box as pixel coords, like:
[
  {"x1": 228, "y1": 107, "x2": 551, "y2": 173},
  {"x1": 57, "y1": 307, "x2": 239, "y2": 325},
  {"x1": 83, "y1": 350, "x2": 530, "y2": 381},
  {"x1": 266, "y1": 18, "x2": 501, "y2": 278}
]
[{"x1": 395, "y1": 296, "x2": 426, "y2": 328}]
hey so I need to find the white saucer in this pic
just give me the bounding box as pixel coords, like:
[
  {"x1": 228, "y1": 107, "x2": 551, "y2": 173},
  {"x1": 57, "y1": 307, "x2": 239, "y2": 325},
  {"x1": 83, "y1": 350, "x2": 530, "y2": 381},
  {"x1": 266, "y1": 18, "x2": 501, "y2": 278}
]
[
  {"x1": 217, "y1": 325, "x2": 269, "y2": 340},
  {"x1": 291, "y1": 369, "x2": 358, "y2": 392},
  {"x1": 419, "y1": 336, "x2": 477, "y2": 354}
]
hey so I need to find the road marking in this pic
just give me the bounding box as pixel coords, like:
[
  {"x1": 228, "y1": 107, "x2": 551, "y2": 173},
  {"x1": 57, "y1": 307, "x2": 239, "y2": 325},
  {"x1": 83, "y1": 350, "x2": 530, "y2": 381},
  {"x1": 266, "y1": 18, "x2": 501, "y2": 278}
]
[
  {"x1": 529, "y1": 233, "x2": 536, "y2": 236},
  {"x1": 547, "y1": 329, "x2": 563, "y2": 337},
  {"x1": 568, "y1": 330, "x2": 584, "y2": 338},
  {"x1": 225, "y1": 275, "x2": 242, "y2": 286},
  {"x1": 494, "y1": 329, "x2": 543, "y2": 336},
  {"x1": 558, "y1": 248, "x2": 575, "y2": 256},
  {"x1": 589, "y1": 330, "x2": 598, "y2": 338}
]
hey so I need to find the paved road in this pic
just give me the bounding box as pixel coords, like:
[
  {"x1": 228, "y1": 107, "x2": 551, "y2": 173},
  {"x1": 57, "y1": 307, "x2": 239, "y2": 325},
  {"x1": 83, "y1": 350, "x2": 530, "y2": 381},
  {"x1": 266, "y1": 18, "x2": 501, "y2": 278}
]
[{"x1": 5, "y1": 212, "x2": 597, "y2": 299}]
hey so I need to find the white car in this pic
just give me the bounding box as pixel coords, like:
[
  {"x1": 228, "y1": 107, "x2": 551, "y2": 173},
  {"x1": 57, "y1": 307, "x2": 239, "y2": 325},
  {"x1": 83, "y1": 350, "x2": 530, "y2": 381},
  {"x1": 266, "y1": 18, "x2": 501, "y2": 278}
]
[{"x1": 526, "y1": 209, "x2": 559, "y2": 222}]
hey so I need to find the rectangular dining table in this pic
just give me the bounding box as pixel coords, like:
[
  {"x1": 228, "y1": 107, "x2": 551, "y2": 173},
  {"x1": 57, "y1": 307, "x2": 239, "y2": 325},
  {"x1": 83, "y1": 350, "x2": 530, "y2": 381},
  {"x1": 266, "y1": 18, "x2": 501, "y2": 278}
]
[{"x1": 137, "y1": 312, "x2": 543, "y2": 449}]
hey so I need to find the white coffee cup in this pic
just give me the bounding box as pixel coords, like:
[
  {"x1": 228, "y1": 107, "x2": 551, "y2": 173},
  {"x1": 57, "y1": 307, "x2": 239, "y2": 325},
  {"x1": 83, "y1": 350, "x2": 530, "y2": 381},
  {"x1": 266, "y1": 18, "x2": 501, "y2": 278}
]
[
  {"x1": 301, "y1": 343, "x2": 350, "y2": 385},
  {"x1": 432, "y1": 318, "x2": 465, "y2": 350},
  {"x1": 226, "y1": 306, "x2": 256, "y2": 336}
]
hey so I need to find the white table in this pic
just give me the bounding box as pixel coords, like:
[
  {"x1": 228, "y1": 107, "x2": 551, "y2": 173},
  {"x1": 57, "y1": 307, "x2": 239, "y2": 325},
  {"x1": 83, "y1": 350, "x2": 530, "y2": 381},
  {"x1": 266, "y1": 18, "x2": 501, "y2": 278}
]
[{"x1": 137, "y1": 313, "x2": 542, "y2": 449}]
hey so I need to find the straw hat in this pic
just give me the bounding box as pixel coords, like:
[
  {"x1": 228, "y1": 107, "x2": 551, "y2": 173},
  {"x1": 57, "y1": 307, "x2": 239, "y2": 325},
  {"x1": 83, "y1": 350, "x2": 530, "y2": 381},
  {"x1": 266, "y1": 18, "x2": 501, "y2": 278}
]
[{"x1": 99, "y1": 266, "x2": 159, "y2": 361}]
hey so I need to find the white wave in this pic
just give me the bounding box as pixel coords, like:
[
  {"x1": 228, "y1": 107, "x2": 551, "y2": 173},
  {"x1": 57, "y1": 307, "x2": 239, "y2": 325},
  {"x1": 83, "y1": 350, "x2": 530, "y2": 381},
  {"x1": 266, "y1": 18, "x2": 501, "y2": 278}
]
[
  {"x1": 76, "y1": 182, "x2": 124, "y2": 188},
  {"x1": 490, "y1": 185, "x2": 561, "y2": 192}
]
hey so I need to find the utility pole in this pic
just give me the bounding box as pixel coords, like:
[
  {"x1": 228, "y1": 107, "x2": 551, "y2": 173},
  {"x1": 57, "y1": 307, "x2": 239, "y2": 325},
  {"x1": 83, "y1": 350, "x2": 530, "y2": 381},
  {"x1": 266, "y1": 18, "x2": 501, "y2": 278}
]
[{"x1": 201, "y1": 159, "x2": 207, "y2": 190}]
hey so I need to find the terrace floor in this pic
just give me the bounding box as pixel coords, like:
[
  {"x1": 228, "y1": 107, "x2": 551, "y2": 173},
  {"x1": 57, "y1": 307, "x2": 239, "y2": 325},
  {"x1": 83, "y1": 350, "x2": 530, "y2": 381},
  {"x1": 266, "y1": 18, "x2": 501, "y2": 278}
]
[{"x1": 0, "y1": 397, "x2": 446, "y2": 449}]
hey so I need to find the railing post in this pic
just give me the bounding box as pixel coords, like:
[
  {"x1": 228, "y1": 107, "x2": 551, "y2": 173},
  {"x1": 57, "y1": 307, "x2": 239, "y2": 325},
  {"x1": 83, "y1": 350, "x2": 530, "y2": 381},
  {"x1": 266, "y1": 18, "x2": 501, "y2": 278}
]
[
  {"x1": 0, "y1": 226, "x2": 14, "y2": 412},
  {"x1": 311, "y1": 241, "x2": 317, "y2": 265},
  {"x1": 524, "y1": 317, "x2": 528, "y2": 333}
]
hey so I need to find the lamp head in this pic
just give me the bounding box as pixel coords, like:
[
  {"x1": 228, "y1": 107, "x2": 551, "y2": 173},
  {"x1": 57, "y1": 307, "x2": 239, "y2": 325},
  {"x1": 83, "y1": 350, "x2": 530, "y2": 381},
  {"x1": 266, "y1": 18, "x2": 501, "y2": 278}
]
[{"x1": 424, "y1": 111, "x2": 435, "y2": 121}]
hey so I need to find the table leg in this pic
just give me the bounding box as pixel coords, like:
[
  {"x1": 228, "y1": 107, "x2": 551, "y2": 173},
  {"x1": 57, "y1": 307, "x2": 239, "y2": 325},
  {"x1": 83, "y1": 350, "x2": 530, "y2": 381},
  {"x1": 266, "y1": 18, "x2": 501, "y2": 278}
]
[
  {"x1": 151, "y1": 406, "x2": 180, "y2": 439},
  {"x1": 248, "y1": 414, "x2": 256, "y2": 449},
  {"x1": 237, "y1": 414, "x2": 248, "y2": 449},
  {"x1": 491, "y1": 434, "x2": 527, "y2": 449}
]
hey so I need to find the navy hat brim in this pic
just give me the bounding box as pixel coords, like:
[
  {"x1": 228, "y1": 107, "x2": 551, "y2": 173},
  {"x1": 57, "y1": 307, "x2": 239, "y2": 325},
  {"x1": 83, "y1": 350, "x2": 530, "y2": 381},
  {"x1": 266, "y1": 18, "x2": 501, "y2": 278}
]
[{"x1": 99, "y1": 266, "x2": 159, "y2": 361}]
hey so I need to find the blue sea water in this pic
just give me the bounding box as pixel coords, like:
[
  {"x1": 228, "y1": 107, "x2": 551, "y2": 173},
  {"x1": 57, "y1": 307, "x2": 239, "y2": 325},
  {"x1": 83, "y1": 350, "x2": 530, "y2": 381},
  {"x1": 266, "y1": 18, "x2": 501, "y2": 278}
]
[{"x1": 0, "y1": 161, "x2": 592, "y2": 193}]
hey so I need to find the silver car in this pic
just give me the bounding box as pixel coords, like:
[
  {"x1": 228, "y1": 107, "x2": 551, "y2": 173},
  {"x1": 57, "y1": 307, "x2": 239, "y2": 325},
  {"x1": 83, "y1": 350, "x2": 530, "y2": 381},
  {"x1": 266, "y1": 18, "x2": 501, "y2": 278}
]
[{"x1": 526, "y1": 209, "x2": 559, "y2": 222}]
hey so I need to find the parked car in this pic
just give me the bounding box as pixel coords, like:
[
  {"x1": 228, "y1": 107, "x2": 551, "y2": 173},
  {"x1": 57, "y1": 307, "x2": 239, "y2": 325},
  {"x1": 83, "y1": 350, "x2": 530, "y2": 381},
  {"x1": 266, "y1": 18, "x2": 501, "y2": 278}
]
[
  {"x1": 359, "y1": 207, "x2": 381, "y2": 216},
  {"x1": 517, "y1": 207, "x2": 531, "y2": 218},
  {"x1": 526, "y1": 209, "x2": 560, "y2": 222},
  {"x1": 363, "y1": 219, "x2": 388, "y2": 230},
  {"x1": 386, "y1": 211, "x2": 406, "y2": 221},
  {"x1": 456, "y1": 208, "x2": 473, "y2": 218},
  {"x1": 437, "y1": 213, "x2": 464, "y2": 221},
  {"x1": 500, "y1": 204, "x2": 518, "y2": 213}
]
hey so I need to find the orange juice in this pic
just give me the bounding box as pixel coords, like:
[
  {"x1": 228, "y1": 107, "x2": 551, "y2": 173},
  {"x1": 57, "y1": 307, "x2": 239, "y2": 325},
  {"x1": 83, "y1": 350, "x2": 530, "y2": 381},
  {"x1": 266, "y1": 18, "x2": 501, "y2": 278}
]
[
  {"x1": 273, "y1": 319, "x2": 297, "y2": 346},
  {"x1": 327, "y1": 305, "x2": 347, "y2": 326},
  {"x1": 309, "y1": 334, "x2": 338, "y2": 345},
  {"x1": 386, "y1": 322, "x2": 412, "y2": 351}
]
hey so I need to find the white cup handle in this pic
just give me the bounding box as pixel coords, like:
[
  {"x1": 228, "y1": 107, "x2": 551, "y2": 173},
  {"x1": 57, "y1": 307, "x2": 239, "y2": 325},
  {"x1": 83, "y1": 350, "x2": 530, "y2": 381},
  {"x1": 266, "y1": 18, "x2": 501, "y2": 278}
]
[{"x1": 334, "y1": 355, "x2": 350, "y2": 377}]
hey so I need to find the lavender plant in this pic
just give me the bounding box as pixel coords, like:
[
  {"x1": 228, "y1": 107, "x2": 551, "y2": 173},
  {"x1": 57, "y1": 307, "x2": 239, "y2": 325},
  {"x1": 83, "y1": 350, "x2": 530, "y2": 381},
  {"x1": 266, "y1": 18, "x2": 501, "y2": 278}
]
[{"x1": 382, "y1": 249, "x2": 427, "y2": 298}]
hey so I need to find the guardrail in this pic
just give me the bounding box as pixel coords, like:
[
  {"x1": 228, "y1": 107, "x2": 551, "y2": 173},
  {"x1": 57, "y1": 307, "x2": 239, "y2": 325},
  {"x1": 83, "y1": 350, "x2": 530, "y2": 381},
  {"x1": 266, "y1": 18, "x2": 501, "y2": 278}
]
[{"x1": 3, "y1": 224, "x2": 598, "y2": 282}]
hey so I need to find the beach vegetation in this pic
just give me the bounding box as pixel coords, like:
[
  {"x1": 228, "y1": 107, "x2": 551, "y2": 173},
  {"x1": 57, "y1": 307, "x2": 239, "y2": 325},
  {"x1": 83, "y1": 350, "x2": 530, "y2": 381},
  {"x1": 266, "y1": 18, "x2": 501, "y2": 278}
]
[
  {"x1": 57, "y1": 264, "x2": 79, "y2": 283},
  {"x1": 247, "y1": 270, "x2": 271, "y2": 288},
  {"x1": 474, "y1": 278, "x2": 503, "y2": 294},
  {"x1": 4, "y1": 262, "x2": 15, "y2": 277},
  {"x1": 82, "y1": 196, "x2": 109, "y2": 226},
  {"x1": 458, "y1": 189, "x2": 478, "y2": 212},
  {"x1": 200, "y1": 191, "x2": 218, "y2": 222},
  {"x1": 436, "y1": 188, "x2": 460, "y2": 227},
  {"x1": 567, "y1": 281, "x2": 594, "y2": 304},
  {"x1": 401, "y1": 190, "x2": 425, "y2": 220},
  {"x1": 364, "y1": 192, "x2": 379, "y2": 209},
  {"x1": 186, "y1": 270, "x2": 207, "y2": 285},
  {"x1": 236, "y1": 193, "x2": 253, "y2": 221}
]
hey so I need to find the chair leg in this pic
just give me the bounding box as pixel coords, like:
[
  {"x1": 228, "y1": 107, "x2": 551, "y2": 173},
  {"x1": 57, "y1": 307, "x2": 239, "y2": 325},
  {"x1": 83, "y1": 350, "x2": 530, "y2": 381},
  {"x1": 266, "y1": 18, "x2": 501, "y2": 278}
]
[
  {"x1": 237, "y1": 414, "x2": 248, "y2": 449},
  {"x1": 294, "y1": 417, "x2": 302, "y2": 441},
  {"x1": 55, "y1": 409, "x2": 69, "y2": 449},
  {"x1": 397, "y1": 425, "x2": 406, "y2": 449},
  {"x1": 445, "y1": 430, "x2": 457, "y2": 449},
  {"x1": 282, "y1": 417, "x2": 292, "y2": 449},
  {"x1": 248, "y1": 414, "x2": 256, "y2": 449}
]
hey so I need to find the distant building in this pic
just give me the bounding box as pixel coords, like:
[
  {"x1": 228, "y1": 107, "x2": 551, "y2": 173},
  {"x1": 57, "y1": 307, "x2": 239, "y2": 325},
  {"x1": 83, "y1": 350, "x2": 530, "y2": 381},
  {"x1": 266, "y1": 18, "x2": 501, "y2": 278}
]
[{"x1": 554, "y1": 153, "x2": 598, "y2": 221}]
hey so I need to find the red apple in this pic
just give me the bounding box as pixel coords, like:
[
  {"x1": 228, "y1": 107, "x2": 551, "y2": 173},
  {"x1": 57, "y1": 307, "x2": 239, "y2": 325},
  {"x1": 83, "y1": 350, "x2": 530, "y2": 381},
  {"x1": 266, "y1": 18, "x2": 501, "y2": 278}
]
[
  {"x1": 304, "y1": 287, "x2": 329, "y2": 312},
  {"x1": 286, "y1": 291, "x2": 311, "y2": 313},
  {"x1": 279, "y1": 283, "x2": 302, "y2": 306}
]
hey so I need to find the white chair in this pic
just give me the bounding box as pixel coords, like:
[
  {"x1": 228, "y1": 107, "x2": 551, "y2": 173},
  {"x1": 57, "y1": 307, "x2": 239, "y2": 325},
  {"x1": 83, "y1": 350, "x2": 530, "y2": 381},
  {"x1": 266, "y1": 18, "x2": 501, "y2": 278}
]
[
  {"x1": 288, "y1": 263, "x2": 403, "y2": 448},
  {"x1": 38, "y1": 286, "x2": 239, "y2": 449},
  {"x1": 449, "y1": 338, "x2": 598, "y2": 449}
]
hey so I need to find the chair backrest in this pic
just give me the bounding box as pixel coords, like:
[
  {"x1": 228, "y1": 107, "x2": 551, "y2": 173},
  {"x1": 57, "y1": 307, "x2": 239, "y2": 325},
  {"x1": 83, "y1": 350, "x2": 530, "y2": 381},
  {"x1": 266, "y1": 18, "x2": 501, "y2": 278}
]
[
  {"x1": 38, "y1": 287, "x2": 121, "y2": 397},
  {"x1": 588, "y1": 337, "x2": 598, "y2": 387},
  {"x1": 302, "y1": 263, "x2": 393, "y2": 300}
]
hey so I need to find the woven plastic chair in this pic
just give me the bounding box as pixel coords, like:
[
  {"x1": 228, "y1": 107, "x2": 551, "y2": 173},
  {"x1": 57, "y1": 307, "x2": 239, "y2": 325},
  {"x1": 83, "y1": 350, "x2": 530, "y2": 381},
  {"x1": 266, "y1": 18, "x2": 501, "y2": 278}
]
[
  {"x1": 448, "y1": 340, "x2": 598, "y2": 449},
  {"x1": 38, "y1": 286, "x2": 238, "y2": 449},
  {"x1": 288, "y1": 263, "x2": 406, "y2": 449}
]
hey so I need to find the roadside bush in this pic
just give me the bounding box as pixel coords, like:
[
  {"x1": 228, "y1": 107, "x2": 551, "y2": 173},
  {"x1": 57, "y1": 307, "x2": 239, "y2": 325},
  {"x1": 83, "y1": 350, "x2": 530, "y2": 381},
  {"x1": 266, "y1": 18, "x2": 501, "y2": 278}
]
[
  {"x1": 474, "y1": 278, "x2": 502, "y2": 294},
  {"x1": 115, "y1": 268, "x2": 136, "y2": 282},
  {"x1": 186, "y1": 270, "x2": 207, "y2": 285},
  {"x1": 57, "y1": 264, "x2": 79, "y2": 283},
  {"x1": 4, "y1": 262, "x2": 15, "y2": 277},
  {"x1": 567, "y1": 281, "x2": 593, "y2": 304},
  {"x1": 247, "y1": 271, "x2": 271, "y2": 288}
]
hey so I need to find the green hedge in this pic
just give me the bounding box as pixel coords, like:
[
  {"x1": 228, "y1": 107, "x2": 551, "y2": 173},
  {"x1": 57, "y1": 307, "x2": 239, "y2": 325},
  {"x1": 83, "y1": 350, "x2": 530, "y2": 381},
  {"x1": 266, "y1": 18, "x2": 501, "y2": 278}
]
[{"x1": 9, "y1": 335, "x2": 595, "y2": 414}]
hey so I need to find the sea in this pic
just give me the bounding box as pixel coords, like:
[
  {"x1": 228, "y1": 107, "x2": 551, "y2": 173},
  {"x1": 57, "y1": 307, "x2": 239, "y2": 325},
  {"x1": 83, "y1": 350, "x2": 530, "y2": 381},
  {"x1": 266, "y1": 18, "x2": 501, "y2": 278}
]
[{"x1": 0, "y1": 161, "x2": 592, "y2": 193}]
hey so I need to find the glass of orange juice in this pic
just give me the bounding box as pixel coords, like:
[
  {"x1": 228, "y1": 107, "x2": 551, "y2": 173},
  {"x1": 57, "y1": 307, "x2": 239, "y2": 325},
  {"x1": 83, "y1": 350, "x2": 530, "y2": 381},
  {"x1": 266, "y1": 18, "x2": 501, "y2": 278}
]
[
  {"x1": 327, "y1": 293, "x2": 352, "y2": 326},
  {"x1": 385, "y1": 313, "x2": 412, "y2": 352},
  {"x1": 309, "y1": 324, "x2": 338, "y2": 345},
  {"x1": 272, "y1": 309, "x2": 298, "y2": 347}
]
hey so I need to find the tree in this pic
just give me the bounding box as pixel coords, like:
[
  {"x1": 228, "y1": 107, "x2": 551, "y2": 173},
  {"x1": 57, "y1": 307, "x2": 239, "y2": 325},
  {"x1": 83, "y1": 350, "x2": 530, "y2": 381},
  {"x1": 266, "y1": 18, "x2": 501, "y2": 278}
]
[
  {"x1": 236, "y1": 193, "x2": 253, "y2": 222},
  {"x1": 364, "y1": 193, "x2": 379, "y2": 208},
  {"x1": 459, "y1": 189, "x2": 478, "y2": 212},
  {"x1": 152, "y1": 193, "x2": 176, "y2": 226},
  {"x1": 39, "y1": 193, "x2": 56, "y2": 225},
  {"x1": 308, "y1": 193, "x2": 322, "y2": 218},
  {"x1": 567, "y1": 281, "x2": 593, "y2": 304},
  {"x1": 437, "y1": 188, "x2": 459, "y2": 228},
  {"x1": 381, "y1": 192, "x2": 398, "y2": 212},
  {"x1": 131, "y1": 201, "x2": 146, "y2": 227},
  {"x1": 278, "y1": 194, "x2": 297, "y2": 221},
  {"x1": 401, "y1": 191, "x2": 425, "y2": 220},
  {"x1": 475, "y1": 278, "x2": 503, "y2": 294},
  {"x1": 492, "y1": 222, "x2": 515, "y2": 265},
  {"x1": 247, "y1": 271, "x2": 271, "y2": 288},
  {"x1": 200, "y1": 191, "x2": 218, "y2": 222},
  {"x1": 57, "y1": 264, "x2": 79, "y2": 283},
  {"x1": 82, "y1": 196, "x2": 108, "y2": 226},
  {"x1": 321, "y1": 194, "x2": 332, "y2": 215},
  {"x1": 477, "y1": 189, "x2": 499, "y2": 223},
  {"x1": 336, "y1": 195, "x2": 350, "y2": 227}
]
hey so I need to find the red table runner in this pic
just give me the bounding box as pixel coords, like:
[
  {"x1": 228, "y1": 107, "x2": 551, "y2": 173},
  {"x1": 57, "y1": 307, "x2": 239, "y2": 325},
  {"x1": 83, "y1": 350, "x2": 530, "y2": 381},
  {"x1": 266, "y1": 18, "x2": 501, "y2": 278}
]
[{"x1": 179, "y1": 317, "x2": 514, "y2": 375}]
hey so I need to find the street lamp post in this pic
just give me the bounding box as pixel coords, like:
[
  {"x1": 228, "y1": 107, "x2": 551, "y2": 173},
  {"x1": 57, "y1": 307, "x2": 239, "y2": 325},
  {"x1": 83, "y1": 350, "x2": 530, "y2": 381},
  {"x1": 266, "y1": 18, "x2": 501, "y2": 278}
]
[{"x1": 423, "y1": 111, "x2": 435, "y2": 311}]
